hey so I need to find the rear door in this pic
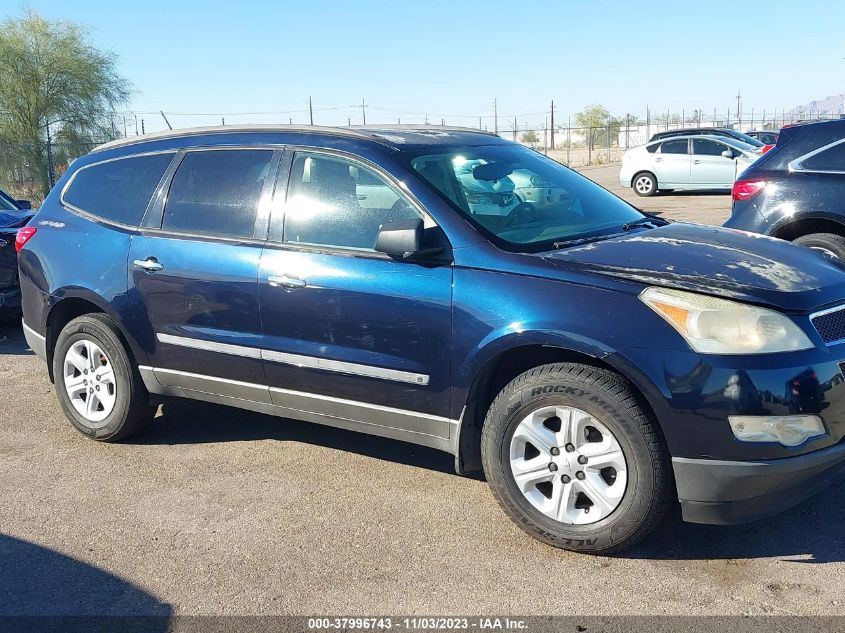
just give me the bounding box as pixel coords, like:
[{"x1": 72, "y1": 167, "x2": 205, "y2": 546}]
[
  {"x1": 653, "y1": 139, "x2": 691, "y2": 187},
  {"x1": 127, "y1": 147, "x2": 279, "y2": 397},
  {"x1": 258, "y1": 149, "x2": 454, "y2": 440},
  {"x1": 690, "y1": 138, "x2": 737, "y2": 188}
]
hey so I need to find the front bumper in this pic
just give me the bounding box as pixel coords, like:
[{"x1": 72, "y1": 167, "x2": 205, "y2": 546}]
[{"x1": 674, "y1": 442, "x2": 845, "y2": 524}]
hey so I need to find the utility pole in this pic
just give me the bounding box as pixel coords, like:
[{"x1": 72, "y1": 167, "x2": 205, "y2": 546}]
[
  {"x1": 736, "y1": 90, "x2": 742, "y2": 127},
  {"x1": 494, "y1": 98, "x2": 498, "y2": 135},
  {"x1": 543, "y1": 116, "x2": 548, "y2": 155},
  {"x1": 134, "y1": 114, "x2": 138, "y2": 135},
  {"x1": 550, "y1": 100, "x2": 555, "y2": 150},
  {"x1": 309, "y1": 96, "x2": 314, "y2": 125},
  {"x1": 479, "y1": 116, "x2": 482, "y2": 130},
  {"x1": 221, "y1": 117, "x2": 225, "y2": 126},
  {"x1": 361, "y1": 98, "x2": 367, "y2": 125},
  {"x1": 513, "y1": 116, "x2": 517, "y2": 142}
]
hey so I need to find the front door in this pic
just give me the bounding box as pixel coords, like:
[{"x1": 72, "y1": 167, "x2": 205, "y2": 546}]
[
  {"x1": 258, "y1": 150, "x2": 454, "y2": 441},
  {"x1": 128, "y1": 147, "x2": 278, "y2": 397},
  {"x1": 690, "y1": 138, "x2": 738, "y2": 188}
]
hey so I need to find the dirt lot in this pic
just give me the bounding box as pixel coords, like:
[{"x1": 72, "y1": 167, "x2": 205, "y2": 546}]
[{"x1": 1, "y1": 170, "x2": 842, "y2": 620}]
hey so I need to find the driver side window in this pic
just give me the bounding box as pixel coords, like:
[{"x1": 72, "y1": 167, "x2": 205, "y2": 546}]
[{"x1": 283, "y1": 153, "x2": 422, "y2": 250}]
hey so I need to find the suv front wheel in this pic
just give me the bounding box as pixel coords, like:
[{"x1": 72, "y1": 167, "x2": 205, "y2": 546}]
[
  {"x1": 481, "y1": 363, "x2": 671, "y2": 553},
  {"x1": 53, "y1": 313, "x2": 154, "y2": 441}
]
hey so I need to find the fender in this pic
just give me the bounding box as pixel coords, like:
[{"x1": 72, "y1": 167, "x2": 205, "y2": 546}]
[{"x1": 44, "y1": 286, "x2": 150, "y2": 370}]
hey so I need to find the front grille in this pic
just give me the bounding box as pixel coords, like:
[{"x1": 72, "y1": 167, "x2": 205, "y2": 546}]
[{"x1": 811, "y1": 305, "x2": 845, "y2": 344}]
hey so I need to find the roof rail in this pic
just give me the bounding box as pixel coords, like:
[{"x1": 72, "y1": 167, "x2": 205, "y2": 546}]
[{"x1": 91, "y1": 123, "x2": 499, "y2": 153}]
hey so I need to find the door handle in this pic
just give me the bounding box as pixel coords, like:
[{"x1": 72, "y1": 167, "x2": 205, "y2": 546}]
[
  {"x1": 655, "y1": 157, "x2": 663, "y2": 162},
  {"x1": 693, "y1": 159, "x2": 702, "y2": 164},
  {"x1": 268, "y1": 274, "x2": 307, "y2": 290},
  {"x1": 133, "y1": 257, "x2": 164, "y2": 272}
]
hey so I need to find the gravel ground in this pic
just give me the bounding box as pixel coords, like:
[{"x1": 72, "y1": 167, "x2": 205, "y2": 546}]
[{"x1": 2, "y1": 169, "x2": 843, "y2": 619}]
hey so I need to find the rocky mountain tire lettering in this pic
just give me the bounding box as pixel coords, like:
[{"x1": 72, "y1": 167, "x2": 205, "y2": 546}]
[{"x1": 530, "y1": 385, "x2": 586, "y2": 397}]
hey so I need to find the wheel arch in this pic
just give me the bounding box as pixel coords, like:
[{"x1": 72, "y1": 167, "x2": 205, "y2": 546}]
[
  {"x1": 454, "y1": 342, "x2": 665, "y2": 476},
  {"x1": 771, "y1": 215, "x2": 845, "y2": 241},
  {"x1": 44, "y1": 291, "x2": 145, "y2": 383}
]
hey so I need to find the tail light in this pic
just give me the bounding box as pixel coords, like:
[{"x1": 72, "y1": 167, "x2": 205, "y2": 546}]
[
  {"x1": 761, "y1": 144, "x2": 775, "y2": 153},
  {"x1": 732, "y1": 179, "x2": 767, "y2": 202},
  {"x1": 15, "y1": 226, "x2": 37, "y2": 253}
]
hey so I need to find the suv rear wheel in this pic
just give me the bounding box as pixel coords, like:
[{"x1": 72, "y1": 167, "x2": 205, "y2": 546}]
[
  {"x1": 53, "y1": 314, "x2": 154, "y2": 441},
  {"x1": 480, "y1": 363, "x2": 671, "y2": 554},
  {"x1": 794, "y1": 233, "x2": 845, "y2": 259}
]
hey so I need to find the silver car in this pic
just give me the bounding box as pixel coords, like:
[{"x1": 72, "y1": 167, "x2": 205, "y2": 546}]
[{"x1": 619, "y1": 135, "x2": 760, "y2": 197}]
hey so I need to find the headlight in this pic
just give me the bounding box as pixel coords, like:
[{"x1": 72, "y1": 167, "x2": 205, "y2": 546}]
[{"x1": 640, "y1": 287, "x2": 813, "y2": 354}]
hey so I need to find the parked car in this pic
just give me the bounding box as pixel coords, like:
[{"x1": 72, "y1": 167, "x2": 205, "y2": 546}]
[
  {"x1": 726, "y1": 119, "x2": 845, "y2": 257},
  {"x1": 620, "y1": 135, "x2": 759, "y2": 196},
  {"x1": 649, "y1": 127, "x2": 765, "y2": 149},
  {"x1": 0, "y1": 188, "x2": 34, "y2": 324},
  {"x1": 18, "y1": 125, "x2": 845, "y2": 554},
  {"x1": 745, "y1": 130, "x2": 780, "y2": 146}
]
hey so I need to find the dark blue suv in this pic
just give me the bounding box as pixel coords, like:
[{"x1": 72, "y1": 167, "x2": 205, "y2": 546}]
[{"x1": 17, "y1": 125, "x2": 845, "y2": 553}]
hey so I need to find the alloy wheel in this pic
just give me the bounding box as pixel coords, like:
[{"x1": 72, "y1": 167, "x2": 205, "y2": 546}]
[
  {"x1": 634, "y1": 175, "x2": 653, "y2": 195},
  {"x1": 63, "y1": 338, "x2": 117, "y2": 425},
  {"x1": 509, "y1": 405, "x2": 628, "y2": 525}
]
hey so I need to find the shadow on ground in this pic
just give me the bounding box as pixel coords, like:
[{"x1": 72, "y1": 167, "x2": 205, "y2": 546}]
[
  {"x1": 624, "y1": 481, "x2": 845, "y2": 563},
  {"x1": 0, "y1": 533, "x2": 170, "y2": 630},
  {"x1": 131, "y1": 398, "x2": 463, "y2": 476},
  {"x1": 0, "y1": 323, "x2": 32, "y2": 356}
]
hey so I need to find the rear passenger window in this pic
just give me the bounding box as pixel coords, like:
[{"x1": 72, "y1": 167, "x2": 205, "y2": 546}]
[
  {"x1": 660, "y1": 140, "x2": 688, "y2": 155},
  {"x1": 283, "y1": 152, "x2": 421, "y2": 250},
  {"x1": 162, "y1": 149, "x2": 272, "y2": 238},
  {"x1": 63, "y1": 153, "x2": 174, "y2": 226},
  {"x1": 802, "y1": 142, "x2": 845, "y2": 172}
]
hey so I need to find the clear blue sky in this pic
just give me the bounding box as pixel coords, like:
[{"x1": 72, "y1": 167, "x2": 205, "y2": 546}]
[{"x1": 10, "y1": 0, "x2": 845, "y2": 133}]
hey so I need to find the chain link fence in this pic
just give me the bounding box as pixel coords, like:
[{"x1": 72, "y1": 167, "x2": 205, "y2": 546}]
[{"x1": 0, "y1": 109, "x2": 840, "y2": 204}]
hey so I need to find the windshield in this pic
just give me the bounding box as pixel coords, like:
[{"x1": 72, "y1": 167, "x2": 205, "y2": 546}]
[
  {"x1": 408, "y1": 144, "x2": 644, "y2": 251},
  {"x1": 0, "y1": 188, "x2": 18, "y2": 212}
]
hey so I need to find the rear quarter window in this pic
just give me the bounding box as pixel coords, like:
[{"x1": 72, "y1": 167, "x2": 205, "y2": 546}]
[
  {"x1": 801, "y1": 141, "x2": 845, "y2": 172},
  {"x1": 62, "y1": 152, "x2": 175, "y2": 226}
]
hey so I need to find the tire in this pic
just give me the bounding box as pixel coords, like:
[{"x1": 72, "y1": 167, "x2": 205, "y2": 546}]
[
  {"x1": 632, "y1": 172, "x2": 657, "y2": 197},
  {"x1": 481, "y1": 363, "x2": 671, "y2": 554},
  {"x1": 794, "y1": 233, "x2": 845, "y2": 259},
  {"x1": 53, "y1": 313, "x2": 153, "y2": 442}
]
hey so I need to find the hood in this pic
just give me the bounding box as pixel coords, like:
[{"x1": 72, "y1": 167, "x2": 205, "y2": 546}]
[{"x1": 542, "y1": 223, "x2": 845, "y2": 312}]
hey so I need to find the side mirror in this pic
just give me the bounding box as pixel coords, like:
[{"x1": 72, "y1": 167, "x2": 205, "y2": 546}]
[
  {"x1": 16, "y1": 199, "x2": 32, "y2": 210},
  {"x1": 375, "y1": 218, "x2": 423, "y2": 258},
  {"x1": 721, "y1": 149, "x2": 735, "y2": 159}
]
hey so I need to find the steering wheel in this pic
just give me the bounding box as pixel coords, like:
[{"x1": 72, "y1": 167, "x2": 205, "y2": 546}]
[{"x1": 502, "y1": 201, "x2": 536, "y2": 230}]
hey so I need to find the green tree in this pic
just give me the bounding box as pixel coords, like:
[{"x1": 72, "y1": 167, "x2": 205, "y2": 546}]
[
  {"x1": 0, "y1": 9, "x2": 130, "y2": 200},
  {"x1": 574, "y1": 104, "x2": 618, "y2": 150},
  {"x1": 520, "y1": 129, "x2": 540, "y2": 146}
]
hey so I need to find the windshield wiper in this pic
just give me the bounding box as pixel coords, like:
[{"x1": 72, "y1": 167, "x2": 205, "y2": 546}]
[{"x1": 621, "y1": 218, "x2": 661, "y2": 231}]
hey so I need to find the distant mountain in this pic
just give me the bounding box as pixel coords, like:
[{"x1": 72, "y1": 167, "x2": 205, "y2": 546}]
[{"x1": 791, "y1": 94, "x2": 844, "y2": 116}]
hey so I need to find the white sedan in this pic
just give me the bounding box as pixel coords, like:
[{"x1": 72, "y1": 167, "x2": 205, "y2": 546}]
[{"x1": 619, "y1": 135, "x2": 760, "y2": 197}]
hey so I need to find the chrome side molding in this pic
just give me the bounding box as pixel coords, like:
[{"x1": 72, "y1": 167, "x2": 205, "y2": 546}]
[{"x1": 156, "y1": 332, "x2": 430, "y2": 385}]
